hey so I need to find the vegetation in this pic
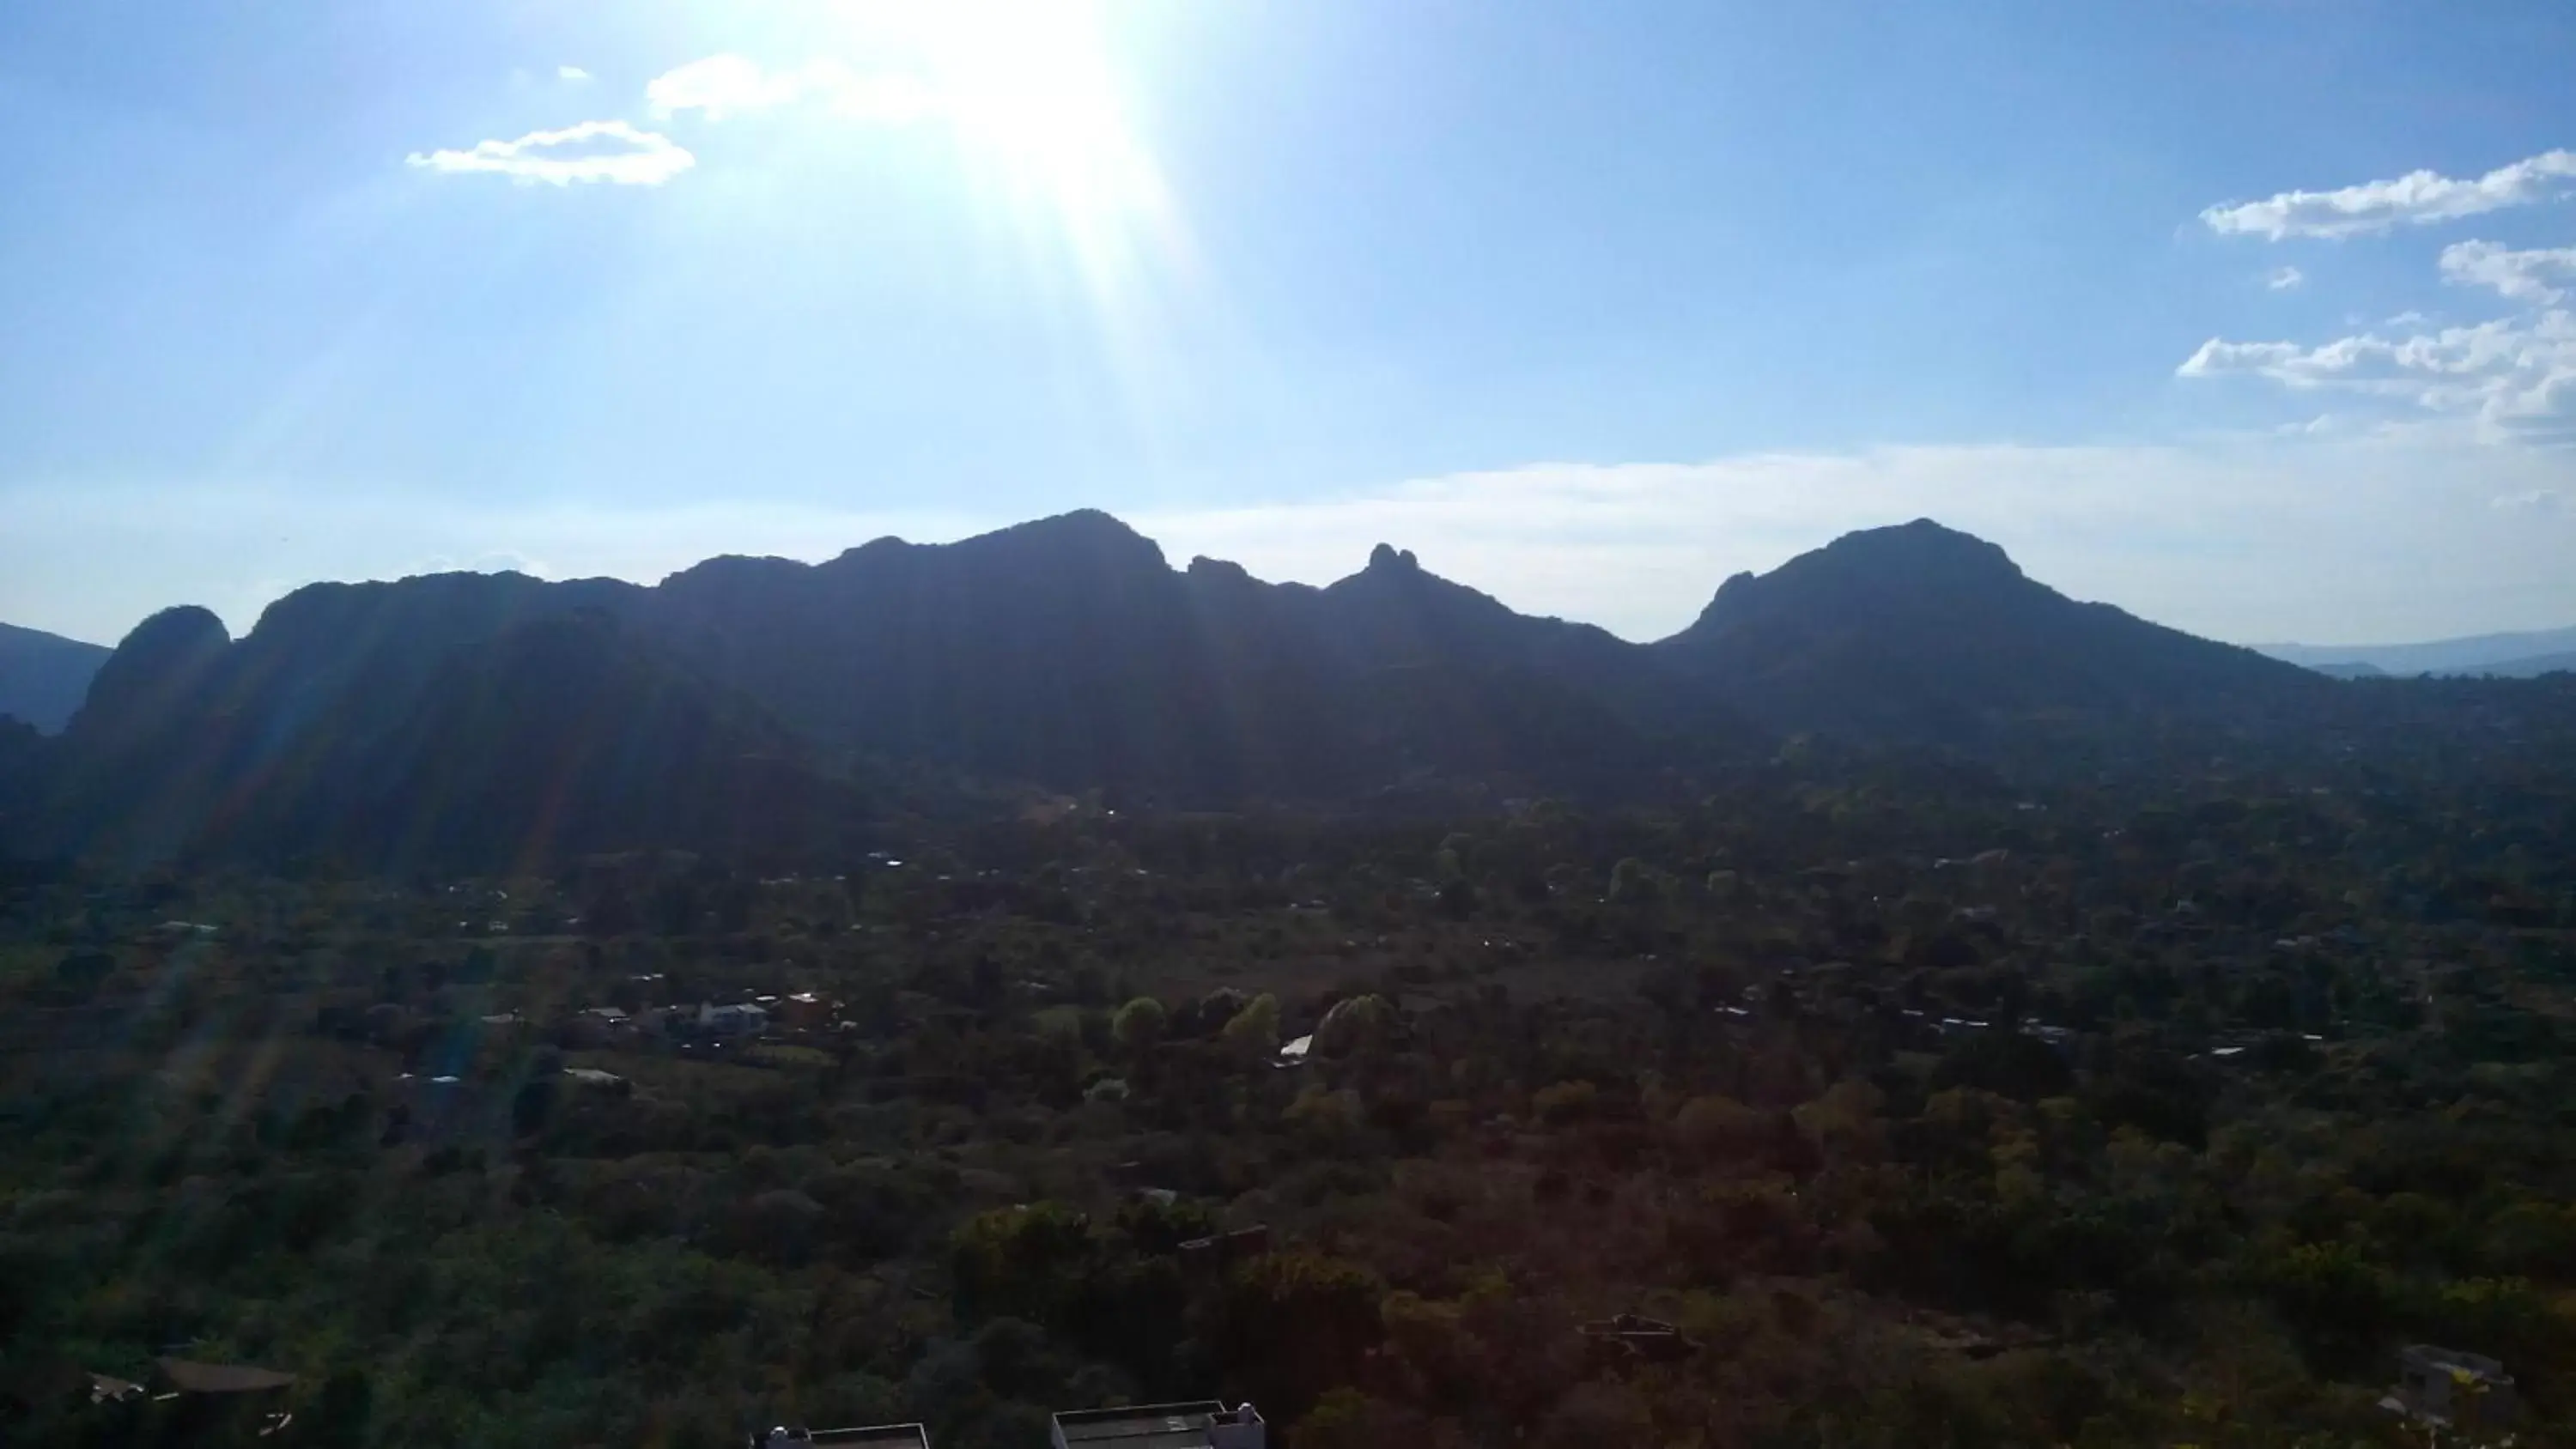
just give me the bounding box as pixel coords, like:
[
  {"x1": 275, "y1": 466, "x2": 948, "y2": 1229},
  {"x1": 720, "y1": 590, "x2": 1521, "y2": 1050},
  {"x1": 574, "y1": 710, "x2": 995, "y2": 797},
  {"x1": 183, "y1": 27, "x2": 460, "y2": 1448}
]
[{"x1": 6, "y1": 700, "x2": 2576, "y2": 1446}]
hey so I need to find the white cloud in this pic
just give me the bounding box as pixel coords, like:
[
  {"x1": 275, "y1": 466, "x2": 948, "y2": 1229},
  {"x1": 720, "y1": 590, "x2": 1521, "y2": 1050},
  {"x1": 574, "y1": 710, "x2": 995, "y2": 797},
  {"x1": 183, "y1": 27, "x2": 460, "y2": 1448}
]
[
  {"x1": 2201, "y1": 149, "x2": 2576, "y2": 239},
  {"x1": 2484, "y1": 367, "x2": 2576, "y2": 446},
  {"x1": 2441, "y1": 239, "x2": 2576, "y2": 305},
  {"x1": 405, "y1": 119, "x2": 695, "y2": 186},
  {"x1": 558, "y1": 64, "x2": 592, "y2": 83},
  {"x1": 2178, "y1": 310, "x2": 2576, "y2": 442},
  {"x1": 645, "y1": 54, "x2": 941, "y2": 124},
  {"x1": 2267, "y1": 266, "x2": 2306, "y2": 291},
  {"x1": 2493, "y1": 488, "x2": 2566, "y2": 515}
]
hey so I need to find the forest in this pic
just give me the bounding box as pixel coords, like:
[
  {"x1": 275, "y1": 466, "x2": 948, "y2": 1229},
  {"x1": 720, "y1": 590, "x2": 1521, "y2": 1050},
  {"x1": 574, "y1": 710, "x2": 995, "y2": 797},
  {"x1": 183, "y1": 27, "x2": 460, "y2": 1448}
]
[{"x1": 5, "y1": 685, "x2": 2576, "y2": 1448}]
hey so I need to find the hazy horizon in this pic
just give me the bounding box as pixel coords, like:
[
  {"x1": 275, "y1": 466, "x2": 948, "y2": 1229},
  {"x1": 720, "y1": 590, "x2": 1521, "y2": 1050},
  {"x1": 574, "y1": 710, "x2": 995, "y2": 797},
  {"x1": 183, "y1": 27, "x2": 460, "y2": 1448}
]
[{"x1": 15, "y1": 494, "x2": 2576, "y2": 658}]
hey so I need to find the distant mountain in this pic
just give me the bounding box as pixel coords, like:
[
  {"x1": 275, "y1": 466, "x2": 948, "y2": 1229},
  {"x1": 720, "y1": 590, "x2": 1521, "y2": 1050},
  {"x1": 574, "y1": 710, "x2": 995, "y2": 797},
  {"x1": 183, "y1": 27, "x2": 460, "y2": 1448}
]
[
  {"x1": 0, "y1": 621, "x2": 110, "y2": 733},
  {"x1": 2479, "y1": 649, "x2": 2576, "y2": 678},
  {"x1": 1653, "y1": 519, "x2": 2324, "y2": 740},
  {"x1": 2312, "y1": 661, "x2": 2389, "y2": 680},
  {"x1": 2261, "y1": 623, "x2": 2576, "y2": 678},
  {"x1": 7, "y1": 512, "x2": 2368, "y2": 867}
]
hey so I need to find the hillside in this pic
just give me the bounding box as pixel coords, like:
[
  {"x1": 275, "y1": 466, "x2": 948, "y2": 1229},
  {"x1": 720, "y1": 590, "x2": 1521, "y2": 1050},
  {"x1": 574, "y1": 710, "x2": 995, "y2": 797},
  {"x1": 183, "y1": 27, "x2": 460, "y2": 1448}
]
[
  {"x1": 35, "y1": 608, "x2": 878, "y2": 870},
  {"x1": 0, "y1": 621, "x2": 110, "y2": 733}
]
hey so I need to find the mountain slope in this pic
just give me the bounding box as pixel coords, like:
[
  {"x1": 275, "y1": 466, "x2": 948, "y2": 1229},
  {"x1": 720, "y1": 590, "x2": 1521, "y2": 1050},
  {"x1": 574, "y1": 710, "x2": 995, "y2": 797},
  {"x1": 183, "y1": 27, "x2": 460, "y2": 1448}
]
[
  {"x1": 1651, "y1": 519, "x2": 2325, "y2": 740},
  {"x1": 315, "y1": 612, "x2": 878, "y2": 867},
  {"x1": 641, "y1": 512, "x2": 1253, "y2": 796},
  {"x1": 0, "y1": 621, "x2": 111, "y2": 733},
  {"x1": 39, "y1": 608, "x2": 872, "y2": 870}
]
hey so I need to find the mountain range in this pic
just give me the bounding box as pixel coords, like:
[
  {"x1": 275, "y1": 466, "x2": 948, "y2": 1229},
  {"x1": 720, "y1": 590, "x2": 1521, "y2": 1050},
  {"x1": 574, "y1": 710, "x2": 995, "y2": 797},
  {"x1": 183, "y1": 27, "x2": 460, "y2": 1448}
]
[
  {"x1": 2260, "y1": 624, "x2": 2576, "y2": 680},
  {"x1": 0, "y1": 621, "x2": 110, "y2": 734},
  {"x1": 1, "y1": 512, "x2": 2331, "y2": 869}
]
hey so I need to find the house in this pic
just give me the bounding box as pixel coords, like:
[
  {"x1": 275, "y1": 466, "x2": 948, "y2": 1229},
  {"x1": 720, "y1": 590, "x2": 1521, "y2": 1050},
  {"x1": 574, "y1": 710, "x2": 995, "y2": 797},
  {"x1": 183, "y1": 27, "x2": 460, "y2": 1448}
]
[
  {"x1": 777, "y1": 992, "x2": 838, "y2": 1030},
  {"x1": 671, "y1": 1002, "x2": 770, "y2": 1039},
  {"x1": 2385, "y1": 1344, "x2": 2518, "y2": 1428},
  {"x1": 1050, "y1": 1402, "x2": 1265, "y2": 1449},
  {"x1": 708, "y1": 1002, "x2": 769, "y2": 1036},
  {"x1": 75, "y1": 1359, "x2": 298, "y2": 1440},
  {"x1": 753, "y1": 1423, "x2": 931, "y2": 1447},
  {"x1": 565, "y1": 1005, "x2": 635, "y2": 1047}
]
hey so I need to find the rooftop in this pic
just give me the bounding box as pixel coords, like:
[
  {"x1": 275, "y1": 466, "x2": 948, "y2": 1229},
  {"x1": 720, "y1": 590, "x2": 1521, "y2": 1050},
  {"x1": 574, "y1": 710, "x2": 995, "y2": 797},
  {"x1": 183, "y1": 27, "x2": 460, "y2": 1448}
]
[
  {"x1": 756, "y1": 1424, "x2": 931, "y2": 1448},
  {"x1": 2403, "y1": 1344, "x2": 2512, "y2": 1381},
  {"x1": 1051, "y1": 1401, "x2": 1265, "y2": 1449},
  {"x1": 155, "y1": 1358, "x2": 296, "y2": 1394}
]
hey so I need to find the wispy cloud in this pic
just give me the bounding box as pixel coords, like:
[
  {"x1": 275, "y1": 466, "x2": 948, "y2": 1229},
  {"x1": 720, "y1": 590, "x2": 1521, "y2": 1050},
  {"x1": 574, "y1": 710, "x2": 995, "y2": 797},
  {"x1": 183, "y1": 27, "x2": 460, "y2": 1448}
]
[
  {"x1": 645, "y1": 54, "x2": 940, "y2": 124},
  {"x1": 405, "y1": 119, "x2": 695, "y2": 186},
  {"x1": 2441, "y1": 239, "x2": 2576, "y2": 305},
  {"x1": 2201, "y1": 149, "x2": 2576, "y2": 239},
  {"x1": 2493, "y1": 488, "x2": 2566, "y2": 515},
  {"x1": 558, "y1": 64, "x2": 592, "y2": 83},
  {"x1": 645, "y1": 54, "x2": 809, "y2": 118},
  {"x1": 2267, "y1": 266, "x2": 2306, "y2": 291}
]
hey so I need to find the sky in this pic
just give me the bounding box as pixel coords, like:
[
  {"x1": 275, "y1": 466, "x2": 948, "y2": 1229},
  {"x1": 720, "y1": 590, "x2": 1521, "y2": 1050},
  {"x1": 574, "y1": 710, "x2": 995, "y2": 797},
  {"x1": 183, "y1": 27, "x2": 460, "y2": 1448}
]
[{"x1": 2, "y1": 0, "x2": 2573, "y2": 650}]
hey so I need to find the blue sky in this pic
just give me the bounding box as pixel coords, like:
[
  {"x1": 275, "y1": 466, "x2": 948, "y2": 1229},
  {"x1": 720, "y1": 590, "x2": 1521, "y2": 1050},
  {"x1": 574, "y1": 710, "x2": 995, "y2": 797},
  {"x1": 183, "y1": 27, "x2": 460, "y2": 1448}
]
[{"x1": 3, "y1": 0, "x2": 2573, "y2": 647}]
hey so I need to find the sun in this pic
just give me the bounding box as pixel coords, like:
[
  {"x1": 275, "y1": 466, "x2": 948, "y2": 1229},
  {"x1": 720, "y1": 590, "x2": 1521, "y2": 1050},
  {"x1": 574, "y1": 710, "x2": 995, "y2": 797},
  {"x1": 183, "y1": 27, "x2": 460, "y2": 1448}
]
[
  {"x1": 790, "y1": 0, "x2": 1206, "y2": 421},
  {"x1": 831, "y1": 0, "x2": 1163, "y2": 220}
]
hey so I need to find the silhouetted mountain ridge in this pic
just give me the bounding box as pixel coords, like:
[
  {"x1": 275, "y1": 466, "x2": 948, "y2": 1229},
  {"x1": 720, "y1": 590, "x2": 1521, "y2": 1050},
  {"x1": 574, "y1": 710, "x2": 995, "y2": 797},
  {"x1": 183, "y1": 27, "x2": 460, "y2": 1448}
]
[
  {"x1": 1656, "y1": 519, "x2": 2322, "y2": 739},
  {"x1": 9, "y1": 512, "x2": 2336, "y2": 866}
]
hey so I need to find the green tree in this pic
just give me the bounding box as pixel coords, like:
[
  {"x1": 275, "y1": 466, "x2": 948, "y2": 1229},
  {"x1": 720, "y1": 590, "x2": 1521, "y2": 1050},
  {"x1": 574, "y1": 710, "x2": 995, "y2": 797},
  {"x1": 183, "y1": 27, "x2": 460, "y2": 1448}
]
[
  {"x1": 1219, "y1": 992, "x2": 1281, "y2": 1061},
  {"x1": 1113, "y1": 996, "x2": 1169, "y2": 1054},
  {"x1": 1206, "y1": 1251, "x2": 1386, "y2": 1417},
  {"x1": 951, "y1": 1202, "x2": 1095, "y2": 1327}
]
